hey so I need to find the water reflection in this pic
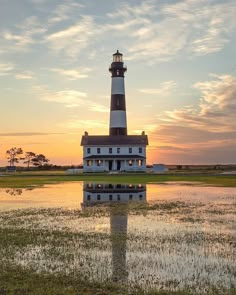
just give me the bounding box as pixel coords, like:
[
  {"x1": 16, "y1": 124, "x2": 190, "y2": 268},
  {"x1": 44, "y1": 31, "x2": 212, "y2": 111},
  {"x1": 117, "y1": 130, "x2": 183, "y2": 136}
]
[{"x1": 82, "y1": 183, "x2": 146, "y2": 283}]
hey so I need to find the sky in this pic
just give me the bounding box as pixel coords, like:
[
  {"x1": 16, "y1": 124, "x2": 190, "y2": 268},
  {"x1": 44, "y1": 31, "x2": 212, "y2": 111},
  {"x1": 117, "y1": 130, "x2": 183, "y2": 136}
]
[{"x1": 0, "y1": 0, "x2": 236, "y2": 166}]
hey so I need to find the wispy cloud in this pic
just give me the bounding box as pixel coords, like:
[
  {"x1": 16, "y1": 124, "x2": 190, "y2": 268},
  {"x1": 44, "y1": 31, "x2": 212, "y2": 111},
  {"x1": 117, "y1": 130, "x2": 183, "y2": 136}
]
[
  {"x1": 3, "y1": 16, "x2": 46, "y2": 51},
  {"x1": 48, "y1": 2, "x2": 83, "y2": 24},
  {"x1": 38, "y1": 86, "x2": 108, "y2": 112},
  {"x1": 45, "y1": 16, "x2": 96, "y2": 58},
  {"x1": 41, "y1": 90, "x2": 87, "y2": 107},
  {"x1": 108, "y1": 0, "x2": 236, "y2": 62},
  {"x1": 63, "y1": 119, "x2": 107, "y2": 130},
  {"x1": 0, "y1": 132, "x2": 63, "y2": 137},
  {"x1": 149, "y1": 74, "x2": 236, "y2": 162},
  {"x1": 0, "y1": 63, "x2": 14, "y2": 76},
  {"x1": 139, "y1": 81, "x2": 177, "y2": 96},
  {"x1": 51, "y1": 67, "x2": 91, "y2": 80},
  {"x1": 15, "y1": 71, "x2": 35, "y2": 80}
]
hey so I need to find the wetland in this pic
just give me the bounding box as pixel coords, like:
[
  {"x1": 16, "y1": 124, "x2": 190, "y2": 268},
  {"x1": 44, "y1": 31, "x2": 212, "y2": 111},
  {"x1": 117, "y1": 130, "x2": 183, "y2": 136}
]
[{"x1": 0, "y1": 182, "x2": 235, "y2": 294}]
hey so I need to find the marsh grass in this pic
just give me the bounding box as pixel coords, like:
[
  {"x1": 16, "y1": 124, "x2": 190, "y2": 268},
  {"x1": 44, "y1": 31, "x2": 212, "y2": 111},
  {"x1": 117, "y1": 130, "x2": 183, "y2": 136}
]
[{"x1": 0, "y1": 195, "x2": 235, "y2": 295}]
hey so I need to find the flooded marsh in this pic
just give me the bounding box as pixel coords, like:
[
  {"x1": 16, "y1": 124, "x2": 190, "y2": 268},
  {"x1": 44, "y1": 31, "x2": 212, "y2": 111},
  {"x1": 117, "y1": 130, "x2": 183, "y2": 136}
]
[{"x1": 0, "y1": 182, "x2": 235, "y2": 294}]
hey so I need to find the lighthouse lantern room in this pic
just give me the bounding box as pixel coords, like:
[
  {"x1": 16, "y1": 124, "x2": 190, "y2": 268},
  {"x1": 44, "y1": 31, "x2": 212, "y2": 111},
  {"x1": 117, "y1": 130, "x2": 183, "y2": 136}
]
[{"x1": 81, "y1": 51, "x2": 148, "y2": 172}]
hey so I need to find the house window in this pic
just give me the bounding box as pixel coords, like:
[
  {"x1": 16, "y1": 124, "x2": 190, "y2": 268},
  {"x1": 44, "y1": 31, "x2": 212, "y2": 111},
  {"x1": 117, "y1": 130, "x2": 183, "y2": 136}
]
[
  {"x1": 87, "y1": 148, "x2": 91, "y2": 154},
  {"x1": 87, "y1": 195, "x2": 91, "y2": 201},
  {"x1": 129, "y1": 194, "x2": 133, "y2": 200},
  {"x1": 109, "y1": 148, "x2": 112, "y2": 154},
  {"x1": 129, "y1": 147, "x2": 132, "y2": 154},
  {"x1": 138, "y1": 160, "x2": 143, "y2": 167},
  {"x1": 128, "y1": 160, "x2": 133, "y2": 166},
  {"x1": 97, "y1": 194, "x2": 101, "y2": 201},
  {"x1": 117, "y1": 147, "x2": 120, "y2": 154},
  {"x1": 109, "y1": 194, "x2": 113, "y2": 201},
  {"x1": 117, "y1": 194, "x2": 120, "y2": 201},
  {"x1": 87, "y1": 160, "x2": 92, "y2": 167},
  {"x1": 96, "y1": 160, "x2": 102, "y2": 166},
  {"x1": 97, "y1": 148, "x2": 100, "y2": 154},
  {"x1": 139, "y1": 147, "x2": 142, "y2": 153},
  {"x1": 139, "y1": 194, "x2": 143, "y2": 200}
]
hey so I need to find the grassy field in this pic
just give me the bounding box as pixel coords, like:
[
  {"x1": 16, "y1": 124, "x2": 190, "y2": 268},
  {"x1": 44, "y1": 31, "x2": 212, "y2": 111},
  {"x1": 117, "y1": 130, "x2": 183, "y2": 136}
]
[
  {"x1": 0, "y1": 203, "x2": 235, "y2": 295},
  {"x1": 0, "y1": 172, "x2": 236, "y2": 187}
]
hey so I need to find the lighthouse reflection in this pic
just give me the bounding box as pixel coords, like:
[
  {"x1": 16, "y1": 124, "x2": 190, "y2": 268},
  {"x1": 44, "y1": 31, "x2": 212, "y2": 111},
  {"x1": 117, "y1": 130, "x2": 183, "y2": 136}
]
[{"x1": 82, "y1": 183, "x2": 146, "y2": 283}]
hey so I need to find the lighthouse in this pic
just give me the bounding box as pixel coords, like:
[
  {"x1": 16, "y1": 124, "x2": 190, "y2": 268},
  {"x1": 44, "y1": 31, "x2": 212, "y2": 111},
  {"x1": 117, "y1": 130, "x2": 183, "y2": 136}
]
[
  {"x1": 81, "y1": 51, "x2": 148, "y2": 172},
  {"x1": 109, "y1": 50, "x2": 127, "y2": 136}
]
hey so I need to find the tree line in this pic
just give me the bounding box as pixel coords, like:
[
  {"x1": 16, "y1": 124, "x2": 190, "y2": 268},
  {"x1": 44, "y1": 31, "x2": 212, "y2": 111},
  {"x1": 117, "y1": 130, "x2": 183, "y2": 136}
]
[{"x1": 6, "y1": 147, "x2": 50, "y2": 168}]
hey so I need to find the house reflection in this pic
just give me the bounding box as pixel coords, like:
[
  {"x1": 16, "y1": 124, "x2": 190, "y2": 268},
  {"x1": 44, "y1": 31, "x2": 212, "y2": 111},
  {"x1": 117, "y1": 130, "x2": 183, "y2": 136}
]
[{"x1": 82, "y1": 183, "x2": 146, "y2": 283}]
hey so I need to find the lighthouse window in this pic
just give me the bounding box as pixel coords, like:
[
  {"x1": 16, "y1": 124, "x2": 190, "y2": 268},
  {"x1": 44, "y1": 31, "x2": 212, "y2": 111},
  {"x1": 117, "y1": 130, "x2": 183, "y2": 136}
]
[
  {"x1": 139, "y1": 147, "x2": 142, "y2": 153},
  {"x1": 116, "y1": 70, "x2": 119, "y2": 76},
  {"x1": 138, "y1": 160, "x2": 143, "y2": 167},
  {"x1": 129, "y1": 147, "x2": 132, "y2": 153},
  {"x1": 87, "y1": 160, "x2": 92, "y2": 167},
  {"x1": 116, "y1": 99, "x2": 120, "y2": 106},
  {"x1": 97, "y1": 148, "x2": 100, "y2": 154}
]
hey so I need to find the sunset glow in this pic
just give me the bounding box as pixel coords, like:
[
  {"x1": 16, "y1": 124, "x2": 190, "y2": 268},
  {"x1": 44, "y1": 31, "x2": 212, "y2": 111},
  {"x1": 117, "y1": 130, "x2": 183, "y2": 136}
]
[{"x1": 1, "y1": 0, "x2": 236, "y2": 165}]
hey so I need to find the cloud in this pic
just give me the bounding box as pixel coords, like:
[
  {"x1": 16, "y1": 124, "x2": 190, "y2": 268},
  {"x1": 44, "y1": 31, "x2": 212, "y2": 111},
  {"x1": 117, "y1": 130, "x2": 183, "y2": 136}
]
[
  {"x1": 0, "y1": 132, "x2": 63, "y2": 137},
  {"x1": 15, "y1": 71, "x2": 35, "y2": 80},
  {"x1": 41, "y1": 90, "x2": 87, "y2": 107},
  {"x1": 3, "y1": 16, "x2": 47, "y2": 51},
  {"x1": 139, "y1": 81, "x2": 177, "y2": 96},
  {"x1": 148, "y1": 74, "x2": 236, "y2": 163},
  {"x1": 63, "y1": 119, "x2": 107, "y2": 130},
  {"x1": 38, "y1": 87, "x2": 108, "y2": 112},
  {"x1": 0, "y1": 63, "x2": 14, "y2": 76},
  {"x1": 107, "y1": 0, "x2": 236, "y2": 62},
  {"x1": 51, "y1": 67, "x2": 91, "y2": 80},
  {"x1": 45, "y1": 16, "x2": 96, "y2": 58},
  {"x1": 89, "y1": 103, "x2": 109, "y2": 113},
  {"x1": 48, "y1": 2, "x2": 83, "y2": 24}
]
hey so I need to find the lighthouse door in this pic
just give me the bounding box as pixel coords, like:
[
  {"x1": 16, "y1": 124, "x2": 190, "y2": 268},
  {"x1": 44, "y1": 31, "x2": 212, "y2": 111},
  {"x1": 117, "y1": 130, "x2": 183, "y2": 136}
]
[{"x1": 117, "y1": 160, "x2": 121, "y2": 171}]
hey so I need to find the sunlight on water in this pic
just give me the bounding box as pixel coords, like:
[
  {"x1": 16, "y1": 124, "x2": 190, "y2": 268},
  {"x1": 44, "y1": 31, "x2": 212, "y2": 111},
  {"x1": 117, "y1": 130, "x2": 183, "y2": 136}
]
[{"x1": 0, "y1": 182, "x2": 235, "y2": 294}]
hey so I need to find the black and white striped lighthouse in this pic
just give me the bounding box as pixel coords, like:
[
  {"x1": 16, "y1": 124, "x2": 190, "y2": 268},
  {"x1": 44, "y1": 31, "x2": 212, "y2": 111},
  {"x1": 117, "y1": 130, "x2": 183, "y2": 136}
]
[{"x1": 109, "y1": 50, "x2": 127, "y2": 136}]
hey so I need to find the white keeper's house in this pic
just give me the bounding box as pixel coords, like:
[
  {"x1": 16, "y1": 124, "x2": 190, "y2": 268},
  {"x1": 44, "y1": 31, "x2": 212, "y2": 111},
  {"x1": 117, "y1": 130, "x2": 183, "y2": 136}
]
[{"x1": 81, "y1": 50, "x2": 148, "y2": 172}]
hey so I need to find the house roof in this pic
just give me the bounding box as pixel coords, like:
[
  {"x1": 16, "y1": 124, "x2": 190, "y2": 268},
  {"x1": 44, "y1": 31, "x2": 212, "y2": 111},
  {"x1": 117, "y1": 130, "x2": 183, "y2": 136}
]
[{"x1": 81, "y1": 135, "x2": 148, "y2": 146}]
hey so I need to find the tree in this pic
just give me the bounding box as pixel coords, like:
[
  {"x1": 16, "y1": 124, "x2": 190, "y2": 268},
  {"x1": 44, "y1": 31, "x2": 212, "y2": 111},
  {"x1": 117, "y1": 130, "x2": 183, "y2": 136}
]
[
  {"x1": 32, "y1": 154, "x2": 49, "y2": 167},
  {"x1": 23, "y1": 152, "x2": 36, "y2": 168},
  {"x1": 6, "y1": 147, "x2": 23, "y2": 166}
]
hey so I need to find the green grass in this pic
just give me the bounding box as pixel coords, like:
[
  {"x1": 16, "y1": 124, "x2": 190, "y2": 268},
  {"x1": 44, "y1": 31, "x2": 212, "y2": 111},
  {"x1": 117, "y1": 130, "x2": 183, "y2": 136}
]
[
  {"x1": 1, "y1": 205, "x2": 235, "y2": 295},
  {"x1": 0, "y1": 172, "x2": 236, "y2": 187},
  {"x1": 1, "y1": 265, "x2": 235, "y2": 295}
]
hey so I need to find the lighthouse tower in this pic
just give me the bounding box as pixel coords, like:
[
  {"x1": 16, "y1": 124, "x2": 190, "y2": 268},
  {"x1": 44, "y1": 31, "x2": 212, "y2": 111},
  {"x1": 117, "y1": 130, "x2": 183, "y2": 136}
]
[
  {"x1": 81, "y1": 51, "x2": 148, "y2": 172},
  {"x1": 109, "y1": 50, "x2": 127, "y2": 136}
]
